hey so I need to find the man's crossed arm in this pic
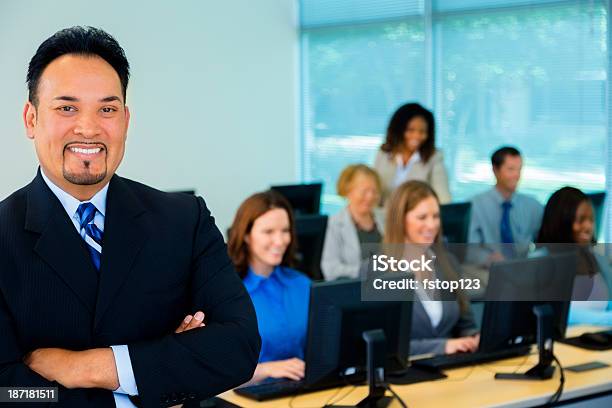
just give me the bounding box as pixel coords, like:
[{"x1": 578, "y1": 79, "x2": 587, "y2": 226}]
[{"x1": 23, "y1": 311, "x2": 207, "y2": 391}]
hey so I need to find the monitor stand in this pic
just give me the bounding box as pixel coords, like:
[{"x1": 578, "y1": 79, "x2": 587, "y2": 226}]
[
  {"x1": 328, "y1": 329, "x2": 393, "y2": 408},
  {"x1": 495, "y1": 304, "x2": 556, "y2": 380},
  {"x1": 386, "y1": 365, "x2": 446, "y2": 385}
]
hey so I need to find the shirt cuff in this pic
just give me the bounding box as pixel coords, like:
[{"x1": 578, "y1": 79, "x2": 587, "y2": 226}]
[{"x1": 110, "y1": 345, "x2": 139, "y2": 395}]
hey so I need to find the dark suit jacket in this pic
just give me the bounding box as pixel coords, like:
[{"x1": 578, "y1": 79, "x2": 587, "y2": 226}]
[
  {"x1": 410, "y1": 250, "x2": 478, "y2": 356},
  {"x1": 410, "y1": 299, "x2": 477, "y2": 356},
  {"x1": 0, "y1": 171, "x2": 261, "y2": 407}
]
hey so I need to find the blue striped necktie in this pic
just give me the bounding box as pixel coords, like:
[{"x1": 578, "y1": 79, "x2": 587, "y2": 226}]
[
  {"x1": 500, "y1": 201, "x2": 514, "y2": 244},
  {"x1": 76, "y1": 202, "x2": 104, "y2": 271},
  {"x1": 500, "y1": 201, "x2": 515, "y2": 259}
]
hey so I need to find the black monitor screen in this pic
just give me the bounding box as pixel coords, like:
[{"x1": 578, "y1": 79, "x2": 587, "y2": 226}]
[
  {"x1": 440, "y1": 202, "x2": 472, "y2": 244},
  {"x1": 585, "y1": 191, "x2": 605, "y2": 236},
  {"x1": 304, "y1": 279, "x2": 411, "y2": 389},
  {"x1": 294, "y1": 214, "x2": 328, "y2": 281},
  {"x1": 480, "y1": 301, "x2": 570, "y2": 352},
  {"x1": 338, "y1": 304, "x2": 403, "y2": 373},
  {"x1": 271, "y1": 183, "x2": 322, "y2": 215},
  {"x1": 440, "y1": 202, "x2": 472, "y2": 262},
  {"x1": 480, "y1": 252, "x2": 576, "y2": 352}
]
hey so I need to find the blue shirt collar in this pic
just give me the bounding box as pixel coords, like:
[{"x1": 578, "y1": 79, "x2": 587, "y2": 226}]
[
  {"x1": 40, "y1": 168, "x2": 109, "y2": 218},
  {"x1": 491, "y1": 186, "x2": 515, "y2": 205},
  {"x1": 243, "y1": 265, "x2": 287, "y2": 292}
]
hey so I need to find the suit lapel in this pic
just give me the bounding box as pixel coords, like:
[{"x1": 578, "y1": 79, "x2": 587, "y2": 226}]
[
  {"x1": 94, "y1": 175, "x2": 148, "y2": 327},
  {"x1": 25, "y1": 171, "x2": 98, "y2": 314}
]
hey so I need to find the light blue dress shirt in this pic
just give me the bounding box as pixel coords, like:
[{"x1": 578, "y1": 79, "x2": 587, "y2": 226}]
[
  {"x1": 469, "y1": 187, "x2": 543, "y2": 245},
  {"x1": 467, "y1": 187, "x2": 543, "y2": 264},
  {"x1": 243, "y1": 266, "x2": 310, "y2": 363},
  {"x1": 41, "y1": 170, "x2": 138, "y2": 408}
]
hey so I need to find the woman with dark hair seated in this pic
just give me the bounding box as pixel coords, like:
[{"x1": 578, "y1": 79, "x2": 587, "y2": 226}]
[
  {"x1": 228, "y1": 190, "x2": 311, "y2": 383},
  {"x1": 536, "y1": 186, "x2": 612, "y2": 325},
  {"x1": 384, "y1": 181, "x2": 478, "y2": 355},
  {"x1": 374, "y1": 103, "x2": 451, "y2": 205}
]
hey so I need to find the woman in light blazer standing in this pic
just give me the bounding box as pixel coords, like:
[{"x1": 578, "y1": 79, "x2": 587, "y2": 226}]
[
  {"x1": 321, "y1": 164, "x2": 385, "y2": 280},
  {"x1": 374, "y1": 102, "x2": 451, "y2": 205}
]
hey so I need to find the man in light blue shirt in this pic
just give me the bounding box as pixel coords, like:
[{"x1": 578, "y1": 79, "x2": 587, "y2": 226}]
[{"x1": 468, "y1": 146, "x2": 543, "y2": 264}]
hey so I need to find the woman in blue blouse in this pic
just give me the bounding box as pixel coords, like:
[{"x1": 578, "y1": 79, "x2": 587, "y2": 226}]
[{"x1": 228, "y1": 190, "x2": 311, "y2": 383}]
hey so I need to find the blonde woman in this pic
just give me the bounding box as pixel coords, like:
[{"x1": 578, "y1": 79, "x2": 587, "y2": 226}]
[{"x1": 321, "y1": 164, "x2": 385, "y2": 280}]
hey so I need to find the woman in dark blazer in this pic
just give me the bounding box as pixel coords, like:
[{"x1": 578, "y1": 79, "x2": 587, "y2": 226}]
[{"x1": 384, "y1": 181, "x2": 478, "y2": 355}]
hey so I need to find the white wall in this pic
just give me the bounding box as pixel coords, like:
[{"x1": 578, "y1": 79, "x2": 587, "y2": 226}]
[{"x1": 0, "y1": 0, "x2": 298, "y2": 231}]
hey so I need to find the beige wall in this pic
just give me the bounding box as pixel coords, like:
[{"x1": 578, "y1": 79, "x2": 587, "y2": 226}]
[{"x1": 0, "y1": 0, "x2": 298, "y2": 231}]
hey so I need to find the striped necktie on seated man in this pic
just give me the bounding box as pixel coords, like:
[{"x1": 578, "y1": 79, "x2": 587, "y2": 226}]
[{"x1": 76, "y1": 202, "x2": 104, "y2": 271}]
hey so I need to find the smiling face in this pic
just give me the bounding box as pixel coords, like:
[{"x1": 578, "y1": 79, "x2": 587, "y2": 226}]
[
  {"x1": 404, "y1": 195, "x2": 440, "y2": 245},
  {"x1": 572, "y1": 200, "x2": 595, "y2": 244},
  {"x1": 346, "y1": 172, "x2": 380, "y2": 216},
  {"x1": 246, "y1": 208, "x2": 292, "y2": 273},
  {"x1": 23, "y1": 54, "x2": 130, "y2": 200},
  {"x1": 493, "y1": 155, "x2": 522, "y2": 194},
  {"x1": 403, "y1": 116, "x2": 428, "y2": 152}
]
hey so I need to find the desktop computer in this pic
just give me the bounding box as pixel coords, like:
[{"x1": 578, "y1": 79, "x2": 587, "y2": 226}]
[
  {"x1": 440, "y1": 202, "x2": 471, "y2": 244},
  {"x1": 440, "y1": 202, "x2": 472, "y2": 262},
  {"x1": 293, "y1": 214, "x2": 328, "y2": 280},
  {"x1": 413, "y1": 252, "x2": 576, "y2": 370},
  {"x1": 235, "y1": 278, "x2": 445, "y2": 401},
  {"x1": 271, "y1": 183, "x2": 322, "y2": 215}
]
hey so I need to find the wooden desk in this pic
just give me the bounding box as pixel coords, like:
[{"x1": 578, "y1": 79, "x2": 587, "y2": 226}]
[{"x1": 219, "y1": 326, "x2": 612, "y2": 407}]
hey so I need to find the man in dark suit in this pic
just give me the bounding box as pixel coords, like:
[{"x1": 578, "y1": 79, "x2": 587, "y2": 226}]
[{"x1": 0, "y1": 26, "x2": 260, "y2": 407}]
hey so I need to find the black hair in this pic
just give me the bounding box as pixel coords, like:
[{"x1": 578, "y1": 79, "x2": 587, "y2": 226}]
[
  {"x1": 537, "y1": 186, "x2": 595, "y2": 244},
  {"x1": 381, "y1": 103, "x2": 436, "y2": 163},
  {"x1": 27, "y1": 26, "x2": 130, "y2": 106},
  {"x1": 491, "y1": 146, "x2": 521, "y2": 168}
]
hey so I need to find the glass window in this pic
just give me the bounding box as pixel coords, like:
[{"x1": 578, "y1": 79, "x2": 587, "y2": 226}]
[{"x1": 300, "y1": 1, "x2": 608, "y2": 239}]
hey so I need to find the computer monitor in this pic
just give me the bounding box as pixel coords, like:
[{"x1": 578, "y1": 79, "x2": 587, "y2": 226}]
[
  {"x1": 303, "y1": 279, "x2": 412, "y2": 390},
  {"x1": 234, "y1": 277, "x2": 444, "y2": 401},
  {"x1": 294, "y1": 214, "x2": 328, "y2": 281},
  {"x1": 440, "y1": 202, "x2": 471, "y2": 263},
  {"x1": 440, "y1": 202, "x2": 471, "y2": 243},
  {"x1": 480, "y1": 252, "x2": 576, "y2": 352},
  {"x1": 585, "y1": 191, "x2": 605, "y2": 237},
  {"x1": 271, "y1": 183, "x2": 322, "y2": 215}
]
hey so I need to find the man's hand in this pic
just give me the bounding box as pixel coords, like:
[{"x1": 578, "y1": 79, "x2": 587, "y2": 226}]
[
  {"x1": 22, "y1": 312, "x2": 206, "y2": 392},
  {"x1": 175, "y1": 311, "x2": 206, "y2": 333},
  {"x1": 24, "y1": 348, "x2": 119, "y2": 390}
]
